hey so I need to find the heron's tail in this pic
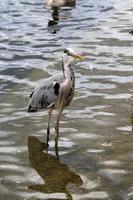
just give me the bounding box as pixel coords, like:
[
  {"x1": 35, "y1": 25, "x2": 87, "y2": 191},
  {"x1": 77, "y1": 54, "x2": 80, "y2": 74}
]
[{"x1": 28, "y1": 104, "x2": 37, "y2": 112}]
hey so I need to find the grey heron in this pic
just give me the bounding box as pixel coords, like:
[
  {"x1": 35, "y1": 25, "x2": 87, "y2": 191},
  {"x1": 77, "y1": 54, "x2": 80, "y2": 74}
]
[
  {"x1": 28, "y1": 48, "x2": 84, "y2": 139},
  {"x1": 47, "y1": 0, "x2": 76, "y2": 7}
]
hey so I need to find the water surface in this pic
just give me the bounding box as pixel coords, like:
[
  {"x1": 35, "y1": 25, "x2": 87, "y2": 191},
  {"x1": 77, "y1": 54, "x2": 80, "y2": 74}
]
[{"x1": 0, "y1": 0, "x2": 133, "y2": 199}]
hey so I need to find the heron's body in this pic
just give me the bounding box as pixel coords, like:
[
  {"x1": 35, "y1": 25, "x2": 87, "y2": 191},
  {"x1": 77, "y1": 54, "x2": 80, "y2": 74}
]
[
  {"x1": 28, "y1": 66, "x2": 75, "y2": 112},
  {"x1": 28, "y1": 48, "x2": 83, "y2": 138},
  {"x1": 47, "y1": 0, "x2": 76, "y2": 7}
]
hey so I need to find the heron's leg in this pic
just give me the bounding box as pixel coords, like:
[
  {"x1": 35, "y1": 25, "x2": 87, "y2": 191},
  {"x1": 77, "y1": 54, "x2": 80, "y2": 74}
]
[
  {"x1": 47, "y1": 108, "x2": 53, "y2": 143},
  {"x1": 55, "y1": 105, "x2": 64, "y2": 137},
  {"x1": 55, "y1": 134, "x2": 59, "y2": 160}
]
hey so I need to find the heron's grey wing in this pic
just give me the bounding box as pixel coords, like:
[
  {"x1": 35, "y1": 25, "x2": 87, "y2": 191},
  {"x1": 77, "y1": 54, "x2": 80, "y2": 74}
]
[{"x1": 28, "y1": 73, "x2": 64, "y2": 112}]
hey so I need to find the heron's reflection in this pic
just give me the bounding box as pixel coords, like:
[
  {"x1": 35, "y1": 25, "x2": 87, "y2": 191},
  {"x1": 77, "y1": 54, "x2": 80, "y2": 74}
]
[{"x1": 28, "y1": 136, "x2": 82, "y2": 199}]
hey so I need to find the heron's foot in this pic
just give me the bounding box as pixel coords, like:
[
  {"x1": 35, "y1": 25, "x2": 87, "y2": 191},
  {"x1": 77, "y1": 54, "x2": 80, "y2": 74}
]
[{"x1": 40, "y1": 142, "x2": 49, "y2": 150}]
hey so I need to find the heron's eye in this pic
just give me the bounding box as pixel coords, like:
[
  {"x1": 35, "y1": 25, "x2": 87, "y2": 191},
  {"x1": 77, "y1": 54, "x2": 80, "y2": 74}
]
[
  {"x1": 64, "y1": 49, "x2": 71, "y2": 56},
  {"x1": 64, "y1": 49, "x2": 68, "y2": 53},
  {"x1": 67, "y1": 52, "x2": 71, "y2": 56}
]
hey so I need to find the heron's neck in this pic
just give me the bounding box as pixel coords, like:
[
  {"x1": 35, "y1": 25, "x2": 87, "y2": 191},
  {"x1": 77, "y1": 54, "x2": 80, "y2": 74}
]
[{"x1": 62, "y1": 55, "x2": 73, "y2": 79}]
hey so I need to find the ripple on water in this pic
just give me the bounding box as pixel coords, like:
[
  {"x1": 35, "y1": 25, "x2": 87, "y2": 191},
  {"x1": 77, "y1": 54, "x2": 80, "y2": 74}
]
[
  {"x1": 65, "y1": 108, "x2": 115, "y2": 121},
  {"x1": 18, "y1": 191, "x2": 66, "y2": 200},
  {"x1": 4, "y1": 168, "x2": 44, "y2": 185},
  {"x1": 48, "y1": 137, "x2": 75, "y2": 155},
  {"x1": 72, "y1": 191, "x2": 109, "y2": 199},
  {"x1": 117, "y1": 126, "x2": 132, "y2": 134},
  {"x1": 98, "y1": 168, "x2": 128, "y2": 183},
  {"x1": 0, "y1": 146, "x2": 27, "y2": 154},
  {"x1": 0, "y1": 155, "x2": 19, "y2": 163},
  {"x1": 0, "y1": 140, "x2": 15, "y2": 145},
  {"x1": 104, "y1": 93, "x2": 132, "y2": 99},
  {"x1": 50, "y1": 137, "x2": 74, "y2": 148},
  {"x1": 71, "y1": 132, "x2": 102, "y2": 140},
  {"x1": 0, "y1": 131, "x2": 17, "y2": 138},
  {"x1": 87, "y1": 149, "x2": 105, "y2": 153},
  {"x1": 102, "y1": 160, "x2": 123, "y2": 167},
  {"x1": 0, "y1": 164, "x2": 26, "y2": 172}
]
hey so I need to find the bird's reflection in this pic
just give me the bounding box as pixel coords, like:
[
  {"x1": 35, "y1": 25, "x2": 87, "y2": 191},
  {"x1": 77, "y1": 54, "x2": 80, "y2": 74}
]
[
  {"x1": 47, "y1": 7, "x2": 60, "y2": 34},
  {"x1": 47, "y1": 1, "x2": 76, "y2": 33},
  {"x1": 28, "y1": 135, "x2": 82, "y2": 199}
]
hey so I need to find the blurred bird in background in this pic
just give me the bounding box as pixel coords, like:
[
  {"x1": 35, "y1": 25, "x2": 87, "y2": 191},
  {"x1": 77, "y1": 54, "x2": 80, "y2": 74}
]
[{"x1": 47, "y1": 0, "x2": 76, "y2": 7}]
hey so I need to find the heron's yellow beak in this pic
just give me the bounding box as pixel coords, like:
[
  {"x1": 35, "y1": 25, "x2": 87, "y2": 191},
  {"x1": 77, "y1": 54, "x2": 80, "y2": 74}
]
[{"x1": 72, "y1": 54, "x2": 85, "y2": 61}]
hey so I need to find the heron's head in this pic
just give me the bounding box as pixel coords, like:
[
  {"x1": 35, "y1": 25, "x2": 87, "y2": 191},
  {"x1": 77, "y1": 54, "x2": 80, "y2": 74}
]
[
  {"x1": 63, "y1": 48, "x2": 93, "y2": 71},
  {"x1": 63, "y1": 48, "x2": 85, "y2": 62}
]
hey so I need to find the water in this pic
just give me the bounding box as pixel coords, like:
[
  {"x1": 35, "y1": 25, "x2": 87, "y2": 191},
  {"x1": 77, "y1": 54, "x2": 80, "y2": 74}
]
[{"x1": 0, "y1": 0, "x2": 133, "y2": 199}]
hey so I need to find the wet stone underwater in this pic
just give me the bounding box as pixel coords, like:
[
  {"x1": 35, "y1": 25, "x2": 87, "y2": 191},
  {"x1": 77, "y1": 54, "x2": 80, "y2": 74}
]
[{"x1": 0, "y1": 0, "x2": 133, "y2": 199}]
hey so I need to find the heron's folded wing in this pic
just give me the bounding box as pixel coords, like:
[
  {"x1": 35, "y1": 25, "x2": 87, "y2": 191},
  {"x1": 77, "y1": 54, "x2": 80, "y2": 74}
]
[{"x1": 28, "y1": 73, "x2": 64, "y2": 110}]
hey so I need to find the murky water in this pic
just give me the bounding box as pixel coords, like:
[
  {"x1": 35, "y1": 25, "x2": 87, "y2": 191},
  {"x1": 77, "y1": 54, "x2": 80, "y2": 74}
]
[{"x1": 0, "y1": 0, "x2": 133, "y2": 199}]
